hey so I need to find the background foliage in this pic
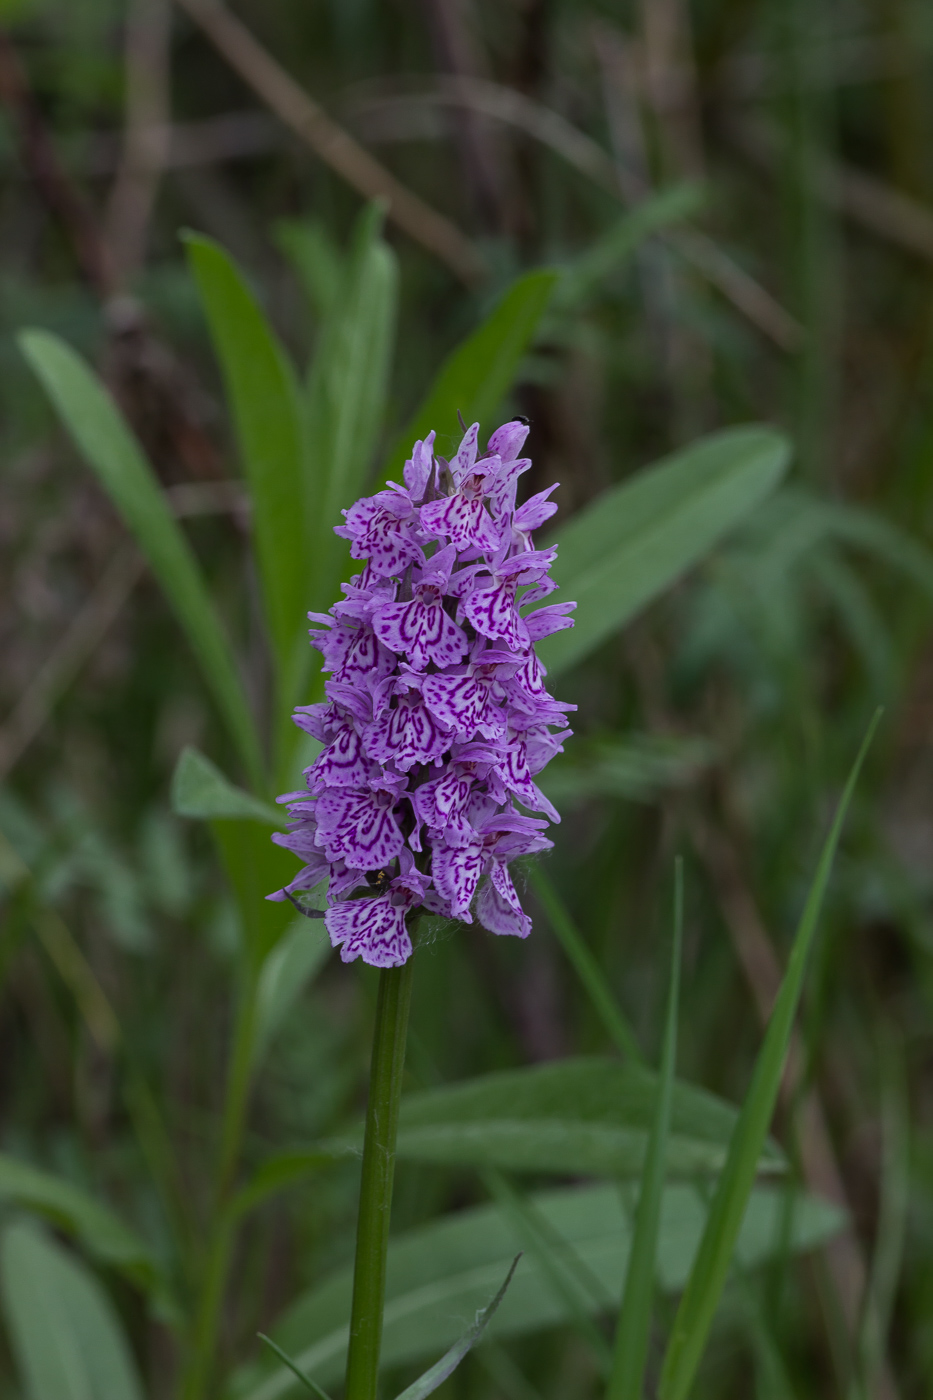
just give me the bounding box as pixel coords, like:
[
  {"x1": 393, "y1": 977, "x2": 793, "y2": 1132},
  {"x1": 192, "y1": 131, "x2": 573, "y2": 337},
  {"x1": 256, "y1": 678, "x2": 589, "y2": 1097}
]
[{"x1": 2, "y1": 0, "x2": 933, "y2": 1397}]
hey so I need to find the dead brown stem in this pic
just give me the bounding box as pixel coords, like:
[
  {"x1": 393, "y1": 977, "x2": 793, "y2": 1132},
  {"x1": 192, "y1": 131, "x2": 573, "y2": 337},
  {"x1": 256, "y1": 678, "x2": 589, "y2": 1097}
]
[
  {"x1": 105, "y1": 0, "x2": 173, "y2": 287},
  {"x1": 173, "y1": 0, "x2": 485, "y2": 285}
]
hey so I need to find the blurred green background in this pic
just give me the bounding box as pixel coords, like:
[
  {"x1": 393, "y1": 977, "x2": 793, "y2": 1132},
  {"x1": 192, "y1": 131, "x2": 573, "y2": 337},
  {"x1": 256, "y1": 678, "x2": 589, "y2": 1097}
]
[{"x1": 2, "y1": 0, "x2": 933, "y2": 1397}]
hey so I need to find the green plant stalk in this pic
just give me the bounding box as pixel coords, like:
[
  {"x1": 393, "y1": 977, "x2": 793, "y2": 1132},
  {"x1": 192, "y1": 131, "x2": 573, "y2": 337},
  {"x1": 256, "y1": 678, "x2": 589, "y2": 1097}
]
[
  {"x1": 658, "y1": 712, "x2": 880, "y2": 1400},
  {"x1": 607, "y1": 859, "x2": 683, "y2": 1400},
  {"x1": 345, "y1": 958, "x2": 415, "y2": 1400},
  {"x1": 182, "y1": 974, "x2": 261, "y2": 1400},
  {"x1": 528, "y1": 865, "x2": 643, "y2": 1063}
]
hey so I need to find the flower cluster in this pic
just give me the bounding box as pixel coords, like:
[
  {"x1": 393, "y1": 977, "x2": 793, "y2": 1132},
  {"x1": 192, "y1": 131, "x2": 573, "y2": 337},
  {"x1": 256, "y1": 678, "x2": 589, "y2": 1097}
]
[{"x1": 268, "y1": 419, "x2": 575, "y2": 968}]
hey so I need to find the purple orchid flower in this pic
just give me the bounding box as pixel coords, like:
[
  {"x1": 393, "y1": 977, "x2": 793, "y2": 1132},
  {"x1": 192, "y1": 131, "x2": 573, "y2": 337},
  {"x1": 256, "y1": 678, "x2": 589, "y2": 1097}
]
[{"x1": 269, "y1": 420, "x2": 575, "y2": 967}]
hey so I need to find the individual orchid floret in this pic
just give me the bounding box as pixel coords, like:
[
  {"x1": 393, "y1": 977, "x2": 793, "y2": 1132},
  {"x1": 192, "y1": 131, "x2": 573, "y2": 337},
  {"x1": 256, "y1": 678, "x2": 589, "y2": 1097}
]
[{"x1": 269, "y1": 418, "x2": 576, "y2": 968}]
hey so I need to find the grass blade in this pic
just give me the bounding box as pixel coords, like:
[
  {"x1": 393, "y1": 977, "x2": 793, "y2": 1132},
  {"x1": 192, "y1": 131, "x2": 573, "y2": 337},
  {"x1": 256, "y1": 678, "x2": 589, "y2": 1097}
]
[
  {"x1": 379, "y1": 268, "x2": 558, "y2": 485},
  {"x1": 19, "y1": 329, "x2": 264, "y2": 791},
  {"x1": 658, "y1": 711, "x2": 882, "y2": 1400},
  {"x1": 184, "y1": 233, "x2": 310, "y2": 718},
  {"x1": 258, "y1": 1334, "x2": 333, "y2": 1400},
  {"x1": 539, "y1": 425, "x2": 791, "y2": 678},
  {"x1": 392, "y1": 1256, "x2": 522, "y2": 1400},
  {"x1": 528, "y1": 865, "x2": 643, "y2": 1063},
  {"x1": 0, "y1": 1219, "x2": 145, "y2": 1400},
  {"x1": 608, "y1": 858, "x2": 684, "y2": 1400}
]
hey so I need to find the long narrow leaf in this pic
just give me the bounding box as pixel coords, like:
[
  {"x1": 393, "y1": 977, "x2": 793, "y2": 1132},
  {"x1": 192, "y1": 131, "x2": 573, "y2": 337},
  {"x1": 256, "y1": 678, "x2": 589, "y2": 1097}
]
[
  {"x1": 19, "y1": 329, "x2": 264, "y2": 791},
  {"x1": 184, "y1": 234, "x2": 309, "y2": 709},
  {"x1": 307, "y1": 205, "x2": 398, "y2": 612},
  {"x1": 608, "y1": 860, "x2": 683, "y2": 1400},
  {"x1": 239, "y1": 1181, "x2": 844, "y2": 1400},
  {"x1": 258, "y1": 1335, "x2": 332, "y2": 1400},
  {"x1": 0, "y1": 1154, "x2": 158, "y2": 1294},
  {"x1": 0, "y1": 1219, "x2": 145, "y2": 1400},
  {"x1": 528, "y1": 865, "x2": 643, "y2": 1062},
  {"x1": 392, "y1": 1257, "x2": 522, "y2": 1400},
  {"x1": 658, "y1": 713, "x2": 881, "y2": 1400},
  {"x1": 170, "y1": 747, "x2": 297, "y2": 966},
  {"x1": 380, "y1": 269, "x2": 558, "y2": 486},
  {"x1": 539, "y1": 425, "x2": 791, "y2": 677}
]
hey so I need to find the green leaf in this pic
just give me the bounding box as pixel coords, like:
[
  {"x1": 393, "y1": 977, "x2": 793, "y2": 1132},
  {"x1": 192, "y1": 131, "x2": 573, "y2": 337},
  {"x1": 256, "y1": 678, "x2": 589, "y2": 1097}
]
[
  {"x1": 608, "y1": 862, "x2": 683, "y2": 1400},
  {"x1": 275, "y1": 218, "x2": 346, "y2": 321},
  {"x1": 258, "y1": 1335, "x2": 333, "y2": 1400},
  {"x1": 170, "y1": 747, "x2": 297, "y2": 966},
  {"x1": 0, "y1": 1154, "x2": 158, "y2": 1296},
  {"x1": 212, "y1": 819, "x2": 301, "y2": 969},
  {"x1": 380, "y1": 269, "x2": 558, "y2": 488},
  {"x1": 184, "y1": 233, "x2": 309, "y2": 706},
  {"x1": 322, "y1": 1057, "x2": 785, "y2": 1180},
  {"x1": 658, "y1": 713, "x2": 880, "y2": 1400},
  {"x1": 253, "y1": 914, "x2": 331, "y2": 1065},
  {"x1": 539, "y1": 733, "x2": 714, "y2": 806},
  {"x1": 539, "y1": 425, "x2": 792, "y2": 676},
  {"x1": 230, "y1": 1151, "x2": 339, "y2": 1223},
  {"x1": 307, "y1": 205, "x2": 399, "y2": 607},
  {"x1": 552, "y1": 184, "x2": 705, "y2": 313},
  {"x1": 171, "y1": 746, "x2": 281, "y2": 825},
  {"x1": 0, "y1": 1218, "x2": 146, "y2": 1400},
  {"x1": 18, "y1": 329, "x2": 264, "y2": 791},
  {"x1": 392, "y1": 1257, "x2": 522, "y2": 1400},
  {"x1": 528, "y1": 868, "x2": 643, "y2": 1062},
  {"x1": 239, "y1": 1182, "x2": 843, "y2": 1400}
]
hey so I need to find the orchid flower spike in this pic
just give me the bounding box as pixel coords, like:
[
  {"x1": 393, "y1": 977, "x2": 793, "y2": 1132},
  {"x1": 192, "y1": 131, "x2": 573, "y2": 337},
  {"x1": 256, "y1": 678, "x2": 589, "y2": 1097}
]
[{"x1": 268, "y1": 420, "x2": 576, "y2": 968}]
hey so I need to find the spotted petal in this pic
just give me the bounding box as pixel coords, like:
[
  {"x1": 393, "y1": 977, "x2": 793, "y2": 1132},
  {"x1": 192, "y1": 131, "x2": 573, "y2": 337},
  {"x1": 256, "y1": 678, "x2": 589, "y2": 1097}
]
[
  {"x1": 432, "y1": 839, "x2": 485, "y2": 920},
  {"x1": 373, "y1": 596, "x2": 468, "y2": 669},
  {"x1": 309, "y1": 723, "x2": 377, "y2": 791},
  {"x1": 420, "y1": 492, "x2": 501, "y2": 553},
  {"x1": 315, "y1": 788, "x2": 404, "y2": 869},
  {"x1": 463, "y1": 582, "x2": 530, "y2": 650},
  {"x1": 325, "y1": 896, "x2": 412, "y2": 967},
  {"x1": 365, "y1": 692, "x2": 451, "y2": 771},
  {"x1": 422, "y1": 672, "x2": 505, "y2": 741},
  {"x1": 477, "y1": 862, "x2": 531, "y2": 938}
]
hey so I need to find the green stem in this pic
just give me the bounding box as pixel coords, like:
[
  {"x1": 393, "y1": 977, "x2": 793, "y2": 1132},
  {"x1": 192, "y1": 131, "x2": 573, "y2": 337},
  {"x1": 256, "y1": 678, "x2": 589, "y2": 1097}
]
[
  {"x1": 181, "y1": 976, "x2": 260, "y2": 1400},
  {"x1": 344, "y1": 959, "x2": 415, "y2": 1400}
]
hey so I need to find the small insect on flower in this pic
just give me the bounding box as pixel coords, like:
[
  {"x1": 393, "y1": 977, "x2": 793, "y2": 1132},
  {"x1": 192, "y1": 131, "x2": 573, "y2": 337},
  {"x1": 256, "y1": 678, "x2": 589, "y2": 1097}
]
[{"x1": 268, "y1": 419, "x2": 575, "y2": 968}]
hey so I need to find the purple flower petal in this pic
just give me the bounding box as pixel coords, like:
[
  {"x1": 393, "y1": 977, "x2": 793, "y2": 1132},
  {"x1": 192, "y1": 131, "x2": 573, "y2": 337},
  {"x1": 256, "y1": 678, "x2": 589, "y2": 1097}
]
[
  {"x1": 487, "y1": 420, "x2": 529, "y2": 463},
  {"x1": 403, "y1": 431, "x2": 436, "y2": 500},
  {"x1": 364, "y1": 691, "x2": 451, "y2": 771},
  {"x1": 422, "y1": 672, "x2": 506, "y2": 742},
  {"x1": 420, "y1": 490, "x2": 501, "y2": 554},
  {"x1": 373, "y1": 595, "x2": 468, "y2": 669},
  {"x1": 514, "y1": 484, "x2": 559, "y2": 533},
  {"x1": 432, "y1": 838, "x2": 485, "y2": 920},
  {"x1": 451, "y1": 421, "x2": 480, "y2": 485},
  {"x1": 309, "y1": 723, "x2": 377, "y2": 791},
  {"x1": 315, "y1": 788, "x2": 404, "y2": 869},
  {"x1": 523, "y1": 602, "x2": 576, "y2": 641},
  {"x1": 326, "y1": 896, "x2": 413, "y2": 967},
  {"x1": 477, "y1": 863, "x2": 531, "y2": 938},
  {"x1": 463, "y1": 581, "x2": 531, "y2": 651}
]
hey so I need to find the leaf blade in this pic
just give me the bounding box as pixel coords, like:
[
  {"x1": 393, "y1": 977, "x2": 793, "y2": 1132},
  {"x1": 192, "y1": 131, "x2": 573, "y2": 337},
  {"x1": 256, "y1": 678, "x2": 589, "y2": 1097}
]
[
  {"x1": 0, "y1": 1219, "x2": 146, "y2": 1400},
  {"x1": 540, "y1": 425, "x2": 792, "y2": 676},
  {"x1": 608, "y1": 861, "x2": 683, "y2": 1400},
  {"x1": 658, "y1": 713, "x2": 881, "y2": 1400},
  {"x1": 18, "y1": 329, "x2": 264, "y2": 791},
  {"x1": 380, "y1": 269, "x2": 558, "y2": 486},
  {"x1": 184, "y1": 233, "x2": 309, "y2": 709}
]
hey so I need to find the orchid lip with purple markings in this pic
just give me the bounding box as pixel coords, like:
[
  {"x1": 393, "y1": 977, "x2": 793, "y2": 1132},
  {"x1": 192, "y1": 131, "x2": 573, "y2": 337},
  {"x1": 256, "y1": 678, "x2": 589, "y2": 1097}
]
[{"x1": 268, "y1": 419, "x2": 575, "y2": 968}]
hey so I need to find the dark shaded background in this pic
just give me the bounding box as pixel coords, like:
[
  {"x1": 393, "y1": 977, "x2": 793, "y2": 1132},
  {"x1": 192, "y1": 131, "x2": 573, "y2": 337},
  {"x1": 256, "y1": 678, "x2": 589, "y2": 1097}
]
[{"x1": 2, "y1": 1, "x2": 933, "y2": 1396}]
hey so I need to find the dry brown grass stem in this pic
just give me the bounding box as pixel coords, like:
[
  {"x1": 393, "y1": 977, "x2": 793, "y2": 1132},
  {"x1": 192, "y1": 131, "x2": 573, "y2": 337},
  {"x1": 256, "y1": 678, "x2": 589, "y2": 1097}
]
[
  {"x1": 105, "y1": 0, "x2": 173, "y2": 287},
  {"x1": 732, "y1": 118, "x2": 933, "y2": 264},
  {"x1": 172, "y1": 0, "x2": 486, "y2": 285}
]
